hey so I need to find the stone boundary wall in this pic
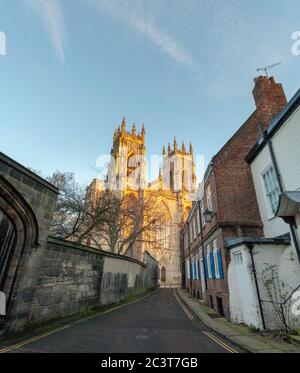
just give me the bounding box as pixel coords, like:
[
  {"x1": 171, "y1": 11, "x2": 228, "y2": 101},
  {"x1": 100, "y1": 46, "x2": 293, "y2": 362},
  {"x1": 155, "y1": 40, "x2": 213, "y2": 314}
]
[
  {"x1": 0, "y1": 152, "x2": 158, "y2": 332},
  {"x1": 20, "y1": 237, "x2": 158, "y2": 327}
]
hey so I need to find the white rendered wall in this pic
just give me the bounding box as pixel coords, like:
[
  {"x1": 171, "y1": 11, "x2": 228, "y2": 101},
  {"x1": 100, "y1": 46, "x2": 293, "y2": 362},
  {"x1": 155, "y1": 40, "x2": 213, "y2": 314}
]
[
  {"x1": 228, "y1": 245, "x2": 262, "y2": 329},
  {"x1": 229, "y1": 243, "x2": 300, "y2": 330},
  {"x1": 250, "y1": 105, "x2": 300, "y2": 238}
]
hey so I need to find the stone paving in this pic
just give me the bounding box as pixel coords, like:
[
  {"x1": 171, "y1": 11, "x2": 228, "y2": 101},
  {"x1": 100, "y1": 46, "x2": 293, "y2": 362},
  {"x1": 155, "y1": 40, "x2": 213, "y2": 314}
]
[{"x1": 176, "y1": 288, "x2": 300, "y2": 354}]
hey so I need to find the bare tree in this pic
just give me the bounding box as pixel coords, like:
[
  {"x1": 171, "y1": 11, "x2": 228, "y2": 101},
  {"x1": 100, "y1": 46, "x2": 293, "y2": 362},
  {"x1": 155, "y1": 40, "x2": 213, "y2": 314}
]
[
  {"x1": 49, "y1": 171, "x2": 166, "y2": 257},
  {"x1": 49, "y1": 172, "x2": 111, "y2": 244},
  {"x1": 96, "y1": 192, "x2": 166, "y2": 256}
]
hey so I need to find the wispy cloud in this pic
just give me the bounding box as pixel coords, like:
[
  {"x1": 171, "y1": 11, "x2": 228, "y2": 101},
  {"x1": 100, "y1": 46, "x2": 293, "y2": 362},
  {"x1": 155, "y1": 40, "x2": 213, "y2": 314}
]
[
  {"x1": 87, "y1": 0, "x2": 194, "y2": 69},
  {"x1": 27, "y1": 0, "x2": 66, "y2": 63}
]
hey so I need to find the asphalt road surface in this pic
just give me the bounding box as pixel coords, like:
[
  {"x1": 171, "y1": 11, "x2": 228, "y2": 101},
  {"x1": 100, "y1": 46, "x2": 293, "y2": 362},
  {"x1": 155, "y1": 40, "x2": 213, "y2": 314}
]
[{"x1": 3, "y1": 289, "x2": 243, "y2": 353}]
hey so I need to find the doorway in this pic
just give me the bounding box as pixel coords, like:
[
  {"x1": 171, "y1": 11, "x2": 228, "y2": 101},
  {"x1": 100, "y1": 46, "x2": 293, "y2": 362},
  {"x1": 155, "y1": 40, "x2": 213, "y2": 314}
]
[
  {"x1": 216, "y1": 296, "x2": 225, "y2": 316},
  {"x1": 160, "y1": 266, "x2": 166, "y2": 283}
]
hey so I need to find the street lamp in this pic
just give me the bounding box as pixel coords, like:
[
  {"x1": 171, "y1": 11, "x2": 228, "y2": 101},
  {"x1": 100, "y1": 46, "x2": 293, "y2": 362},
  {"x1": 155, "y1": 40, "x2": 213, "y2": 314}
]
[{"x1": 203, "y1": 209, "x2": 214, "y2": 223}]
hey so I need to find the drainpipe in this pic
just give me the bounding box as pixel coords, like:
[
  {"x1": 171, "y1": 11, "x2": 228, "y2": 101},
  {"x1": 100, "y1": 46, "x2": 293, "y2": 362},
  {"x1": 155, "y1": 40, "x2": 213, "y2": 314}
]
[
  {"x1": 186, "y1": 220, "x2": 193, "y2": 294},
  {"x1": 198, "y1": 200, "x2": 208, "y2": 291},
  {"x1": 260, "y1": 125, "x2": 300, "y2": 264},
  {"x1": 180, "y1": 231, "x2": 186, "y2": 289},
  {"x1": 248, "y1": 243, "x2": 266, "y2": 330}
]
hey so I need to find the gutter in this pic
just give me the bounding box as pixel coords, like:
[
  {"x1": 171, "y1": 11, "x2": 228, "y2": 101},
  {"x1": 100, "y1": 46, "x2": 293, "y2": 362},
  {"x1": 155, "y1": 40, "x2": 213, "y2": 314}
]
[
  {"x1": 198, "y1": 200, "x2": 208, "y2": 291},
  {"x1": 186, "y1": 220, "x2": 193, "y2": 293},
  {"x1": 248, "y1": 244, "x2": 266, "y2": 331}
]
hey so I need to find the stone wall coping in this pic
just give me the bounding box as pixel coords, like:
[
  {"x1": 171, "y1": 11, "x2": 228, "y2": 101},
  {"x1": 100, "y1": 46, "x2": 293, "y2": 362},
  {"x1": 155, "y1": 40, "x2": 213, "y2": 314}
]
[
  {"x1": 0, "y1": 152, "x2": 59, "y2": 194},
  {"x1": 47, "y1": 236, "x2": 147, "y2": 267}
]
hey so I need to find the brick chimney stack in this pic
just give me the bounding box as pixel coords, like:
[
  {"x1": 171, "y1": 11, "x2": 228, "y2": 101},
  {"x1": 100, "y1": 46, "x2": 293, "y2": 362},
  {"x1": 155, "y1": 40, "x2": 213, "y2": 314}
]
[{"x1": 252, "y1": 76, "x2": 287, "y2": 128}]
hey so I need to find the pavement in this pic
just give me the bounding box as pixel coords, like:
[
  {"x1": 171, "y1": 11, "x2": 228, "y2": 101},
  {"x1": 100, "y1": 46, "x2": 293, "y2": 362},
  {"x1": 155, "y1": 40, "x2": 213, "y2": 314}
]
[
  {"x1": 176, "y1": 288, "x2": 300, "y2": 354},
  {"x1": 0, "y1": 289, "x2": 243, "y2": 353}
]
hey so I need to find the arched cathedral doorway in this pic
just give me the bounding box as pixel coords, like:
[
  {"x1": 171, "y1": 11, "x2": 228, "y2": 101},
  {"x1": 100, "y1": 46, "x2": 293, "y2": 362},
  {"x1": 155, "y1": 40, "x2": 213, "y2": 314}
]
[{"x1": 160, "y1": 266, "x2": 166, "y2": 283}]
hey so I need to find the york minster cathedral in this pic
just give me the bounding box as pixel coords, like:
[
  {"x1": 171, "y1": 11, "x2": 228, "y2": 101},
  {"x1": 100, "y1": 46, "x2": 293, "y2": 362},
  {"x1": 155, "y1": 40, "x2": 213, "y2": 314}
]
[{"x1": 89, "y1": 117, "x2": 196, "y2": 287}]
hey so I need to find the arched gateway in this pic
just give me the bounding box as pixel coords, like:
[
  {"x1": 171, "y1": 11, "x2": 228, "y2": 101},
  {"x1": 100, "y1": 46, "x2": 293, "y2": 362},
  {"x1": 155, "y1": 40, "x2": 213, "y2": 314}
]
[{"x1": 0, "y1": 175, "x2": 38, "y2": 319}]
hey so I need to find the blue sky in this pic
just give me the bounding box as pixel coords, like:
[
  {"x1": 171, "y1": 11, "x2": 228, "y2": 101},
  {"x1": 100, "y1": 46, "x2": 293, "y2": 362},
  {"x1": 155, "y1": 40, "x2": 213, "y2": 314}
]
[{"x1": 0, "y1": 0, "x2": 300, "y2": 185}]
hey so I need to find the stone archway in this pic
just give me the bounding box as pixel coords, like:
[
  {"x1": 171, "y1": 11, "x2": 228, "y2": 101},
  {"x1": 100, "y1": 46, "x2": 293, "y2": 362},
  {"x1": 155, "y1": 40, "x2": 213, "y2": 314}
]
[
  {"x1": 0, "y1": 175, "x2": 39, "y2": 319},
  {"x1": 0, "y1": 210, "x2": 16, "y2": 291}
]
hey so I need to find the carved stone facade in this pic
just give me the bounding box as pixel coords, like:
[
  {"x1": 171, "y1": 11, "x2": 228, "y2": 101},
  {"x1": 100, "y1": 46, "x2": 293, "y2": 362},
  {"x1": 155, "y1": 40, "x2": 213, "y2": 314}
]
[{"x1": 90, "y1": 117, "x2": 196, "y2": 287}]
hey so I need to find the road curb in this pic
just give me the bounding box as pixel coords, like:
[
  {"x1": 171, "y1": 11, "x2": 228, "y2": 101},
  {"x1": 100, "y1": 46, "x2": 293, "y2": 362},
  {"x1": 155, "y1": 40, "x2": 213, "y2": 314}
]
[{"x1": 175, "y1": 288, "x2": 253, "y2": 353}]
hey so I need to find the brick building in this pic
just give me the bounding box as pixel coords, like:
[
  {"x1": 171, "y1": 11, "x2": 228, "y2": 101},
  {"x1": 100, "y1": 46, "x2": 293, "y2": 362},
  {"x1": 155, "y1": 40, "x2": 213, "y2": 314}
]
[{"x1": 182, "y1": 76, "x2": 287, "y2": 319}]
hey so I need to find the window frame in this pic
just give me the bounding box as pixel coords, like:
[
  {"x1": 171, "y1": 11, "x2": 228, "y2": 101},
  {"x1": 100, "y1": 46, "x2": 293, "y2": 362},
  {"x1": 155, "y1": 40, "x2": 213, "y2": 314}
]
[
  {"x1": 261, "y1": 164, "x2": 280, "y2": 217},
  {"x1": 206, "y1": 185, "x2": 213, "y2": 212},
  {"x1": 212, "y1": 240, "x2": 220, "y2": 279},
  {"x1": 233, "y1": 251, "x2": 243, "y2": 265}
]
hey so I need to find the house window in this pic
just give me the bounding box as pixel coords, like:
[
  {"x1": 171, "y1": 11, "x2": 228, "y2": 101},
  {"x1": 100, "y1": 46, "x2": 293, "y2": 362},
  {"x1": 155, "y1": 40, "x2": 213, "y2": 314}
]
[
  {"x1": 233, "y1": 252, "x2": 243, "y2": 265},
  {"x1": 262, "y1": 165, "x2": 280, "y2": 215},
  {"x1": 196, "y1": 208, "x2": 200, "y2": 233},
  {"x1": 212, "y1": 239, "x2": 224, "y2": 279},
  {"x1": 193, "y1": 216, "x2": 197, "y2": 240},
  {"x1": 200, "y1": 200, "x2": 205, "y2": 226},
  {"x1": 206, "y1": 244, "x2": 215, "y2": 279},
  {"x1": 186, "y1": 259, "x2": 190, "y2": 279},
  {"x1": 206, "y1": 185, "x2": 213, "y2": 211},
  {"x1": 212, "y1": 240, "x2": 220, "y2": 279},
  {"x1": 192, "y1": 258, "x2": 199, "y2": 280},
  {"x1": 193, "y1": 255, "x2": 200, "y2": 280},
  {"x1": 189, "y1": 223, "x2": 193, "y2": 244},
  {"x1": 184, "y1": 231, "x2": 188, "y2": 250}
]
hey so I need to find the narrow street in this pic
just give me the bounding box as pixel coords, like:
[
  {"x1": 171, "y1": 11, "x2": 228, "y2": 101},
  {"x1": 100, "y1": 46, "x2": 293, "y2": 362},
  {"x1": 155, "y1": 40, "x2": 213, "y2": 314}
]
[{"x1": 3, "y1": 289, "x2": 242, "y2": 353}]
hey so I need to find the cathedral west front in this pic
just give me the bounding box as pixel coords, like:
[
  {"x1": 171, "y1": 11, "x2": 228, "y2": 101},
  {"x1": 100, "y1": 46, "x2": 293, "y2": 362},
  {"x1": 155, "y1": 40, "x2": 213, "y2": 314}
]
[{"x1": 89, "y1": 117, "x2": 197, "y2": 287}]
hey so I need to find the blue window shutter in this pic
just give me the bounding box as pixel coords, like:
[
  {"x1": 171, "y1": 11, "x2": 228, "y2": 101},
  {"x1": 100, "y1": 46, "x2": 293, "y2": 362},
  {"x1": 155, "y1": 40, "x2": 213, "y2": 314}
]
[
  {"x1": 217, "y1": 249, "x2": 224, "y2": 279},
  {"x1": 210, "y1": 252, "x2": 215, "y2": 279}
]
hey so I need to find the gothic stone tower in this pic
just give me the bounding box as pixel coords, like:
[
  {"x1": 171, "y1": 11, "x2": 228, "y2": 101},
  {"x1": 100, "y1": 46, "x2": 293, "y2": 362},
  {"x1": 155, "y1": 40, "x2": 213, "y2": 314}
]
[{"x1": 108, "y1": 117, "x2": 146, "y2": 192}]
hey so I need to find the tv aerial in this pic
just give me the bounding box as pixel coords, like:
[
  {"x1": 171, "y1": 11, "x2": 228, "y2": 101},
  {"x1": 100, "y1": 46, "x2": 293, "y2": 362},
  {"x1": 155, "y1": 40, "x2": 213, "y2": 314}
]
[{"x1": 256, "y1": 62, "x2": 281, "y2": 77}]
